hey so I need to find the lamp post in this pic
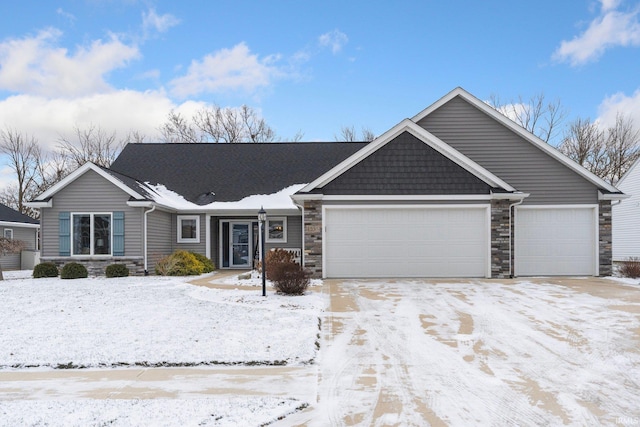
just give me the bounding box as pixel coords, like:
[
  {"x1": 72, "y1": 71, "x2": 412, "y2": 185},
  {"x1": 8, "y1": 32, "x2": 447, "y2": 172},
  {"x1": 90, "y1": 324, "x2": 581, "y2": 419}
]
[{"x1": 258, "y1": 206, "x2": 267, "y2": 297}]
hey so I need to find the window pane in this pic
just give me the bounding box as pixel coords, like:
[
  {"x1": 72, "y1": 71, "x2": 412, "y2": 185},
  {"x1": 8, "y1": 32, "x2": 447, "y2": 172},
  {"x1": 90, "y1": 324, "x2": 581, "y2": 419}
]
[
  {"x1": 94, "y1": 215, "x2": 111, "y2": 255},
  {"x1": 73, "y1": 215, "x2": 91, "y2": 255},
  {"x1": 181, "y1": 219, "x2": 197, "y2": 239},
  {"x1": 268, "y1": 220, "x2": 284, "y2": 240}
]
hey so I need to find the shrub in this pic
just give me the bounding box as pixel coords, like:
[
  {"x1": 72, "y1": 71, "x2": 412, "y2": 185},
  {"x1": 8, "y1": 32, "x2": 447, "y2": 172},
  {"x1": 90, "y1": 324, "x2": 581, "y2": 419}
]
[
  {"x1": 271, "y1": 263, "x2": 311, "y2": 295},
  {"x1": 155, "y1": 250, "x2": 205, "y2": 276},
  {"x1": 619, "y1": 257, "x2": 640, "y2": 278},
  {"x1": 60, "y1": 262, "x2": 88, "y2": 279},
  {"x1": 190, "y1": 252, "x2": 215, "y2": 273},
  {"x1": 265, "y1": 248, "x2": 296, "y2": 281},
  {"x1": 105, "y1": 263, "x2": 129, "y2": 278},
  {"x1": 33, "y1": 262, "x2": 59, "y2": 278}
]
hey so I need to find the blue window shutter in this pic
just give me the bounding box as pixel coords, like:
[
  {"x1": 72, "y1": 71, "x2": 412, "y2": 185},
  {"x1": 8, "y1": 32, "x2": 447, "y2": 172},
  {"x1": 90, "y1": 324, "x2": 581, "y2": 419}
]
[
  {"x1": 113, "y1": 211, "x2": 125, "y2": 256},
  {"x1": 59, "y1": 212, "x2": 70, "y2": 256}
]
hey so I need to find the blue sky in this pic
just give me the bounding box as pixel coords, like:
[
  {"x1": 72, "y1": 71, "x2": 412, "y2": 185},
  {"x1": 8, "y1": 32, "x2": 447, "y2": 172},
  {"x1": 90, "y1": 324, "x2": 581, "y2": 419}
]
[{"x1": 0, "y1": 0, "x2": 639, "y2": 174}]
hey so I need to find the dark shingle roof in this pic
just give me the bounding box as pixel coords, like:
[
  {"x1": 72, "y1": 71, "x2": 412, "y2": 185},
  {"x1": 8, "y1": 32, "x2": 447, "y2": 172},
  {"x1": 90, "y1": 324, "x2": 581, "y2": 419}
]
[
  {"x1": 109, "y1": 142, "x2": 368, "y2": 204},
  {"x1": 0, "y1": 203, "x2": 39, "y2": 224}
]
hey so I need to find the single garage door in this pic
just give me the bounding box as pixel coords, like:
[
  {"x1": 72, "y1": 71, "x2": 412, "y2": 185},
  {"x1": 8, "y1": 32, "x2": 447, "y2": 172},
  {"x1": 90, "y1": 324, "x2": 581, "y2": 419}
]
[
  {"x1": 515, "y1": 206, "x2": 596, "y2": 276},
  {"x1": 324, "y1": 206, "x2": 489, "y2": 278}
]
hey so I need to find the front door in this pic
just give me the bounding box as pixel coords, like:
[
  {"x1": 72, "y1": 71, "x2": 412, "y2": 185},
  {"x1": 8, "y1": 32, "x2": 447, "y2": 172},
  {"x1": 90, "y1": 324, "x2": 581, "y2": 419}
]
[{"x1": 230, "y1": 222, "x2": 251, "y2": 268}]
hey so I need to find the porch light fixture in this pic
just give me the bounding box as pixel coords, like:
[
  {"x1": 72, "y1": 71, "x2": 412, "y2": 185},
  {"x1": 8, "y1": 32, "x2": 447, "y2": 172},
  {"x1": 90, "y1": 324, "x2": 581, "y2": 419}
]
[{"x1": 258, "y1": 206, "x2": 267, "y2": 297}]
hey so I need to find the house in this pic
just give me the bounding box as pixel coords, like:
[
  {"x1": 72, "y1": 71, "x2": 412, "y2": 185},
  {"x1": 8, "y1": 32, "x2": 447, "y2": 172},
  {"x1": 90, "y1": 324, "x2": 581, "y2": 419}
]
[
  {"x1": 27, "y1": 87, "x2": 624, "y2": 278},
  {"x1": 612, "y1": 157, "x2": 640, "y2": 262},
  {"x1": 0, "y1": 203, "x2": 40, "y2": 270}
]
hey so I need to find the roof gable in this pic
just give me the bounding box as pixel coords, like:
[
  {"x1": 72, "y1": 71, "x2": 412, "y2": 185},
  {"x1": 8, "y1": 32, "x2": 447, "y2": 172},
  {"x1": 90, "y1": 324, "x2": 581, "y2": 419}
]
[
  {"x1": 299, "y1": 119, "x2": 516, "y2": 194},
  {"x1": 412, "y1": 87, "x2": 621, "y2": 195},
  {"x1": 32, "y1": 162, "x2": 147, "y2": 202},
  {"x1": 321, "y1": 131, "x2": 493, "y2": 195}
]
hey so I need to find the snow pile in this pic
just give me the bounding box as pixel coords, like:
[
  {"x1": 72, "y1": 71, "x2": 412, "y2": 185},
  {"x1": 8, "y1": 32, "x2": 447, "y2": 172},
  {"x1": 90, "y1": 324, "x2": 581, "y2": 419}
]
[
  {"x1": 144, "y1": 183, "x2": 306, "y2": 211},
  {"x1": 0, "y1": 274, "x2": 324, "y2": 368}
]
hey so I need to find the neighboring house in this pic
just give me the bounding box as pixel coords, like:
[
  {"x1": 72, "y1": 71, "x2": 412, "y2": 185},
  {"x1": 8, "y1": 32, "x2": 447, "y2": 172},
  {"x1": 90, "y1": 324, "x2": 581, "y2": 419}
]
[
  {"x1": 27, "y1": 88, "x2": 625, "y2": 278},
  {"x1": 0, "y1": 203, "x2": 40, "y2": 270},
  {"x1": 612, "y1": 157, "x2": 640, "y2": 262}
]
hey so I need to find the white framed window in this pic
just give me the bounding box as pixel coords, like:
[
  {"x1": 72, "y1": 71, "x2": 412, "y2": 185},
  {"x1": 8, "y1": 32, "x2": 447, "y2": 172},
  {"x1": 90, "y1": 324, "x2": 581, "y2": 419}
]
[
  {"x1": 71, "y1": 213, "x2": 112, "y2": 256},
  {"x1": 178, "y1": 215, "x2": 200, "y2": 243},
  {"x1": 3, "y1": 228, "x2": 13, "y2": 239},
  {"x1": 266, "y1": 217, "x2": 287, "y2": 243}
]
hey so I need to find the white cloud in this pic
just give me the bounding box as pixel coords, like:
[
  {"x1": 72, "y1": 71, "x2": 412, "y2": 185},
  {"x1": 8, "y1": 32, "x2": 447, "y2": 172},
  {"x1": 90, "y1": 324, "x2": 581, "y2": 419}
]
[
  {"x1": 0, "y1": 28, "x2": 140, "y2": 97},
  {"x1": 318, "y1": 29, "x2": 348, "y2": 54},
  {"x1": 0, "y1": 91, "x2": 184, "y2": 151},
  {"x1": 596, "y1": 88, "x2": 640, "y2": 129},
  {"x1": 169, "y1": 43, "x2": 283, "y2": 98},
  {"x1": 553, "y1": 3, "x2": 640, "y2": 66},
  {"x1": 142, "y1": 8, "x2": 180, "y2": 37}
]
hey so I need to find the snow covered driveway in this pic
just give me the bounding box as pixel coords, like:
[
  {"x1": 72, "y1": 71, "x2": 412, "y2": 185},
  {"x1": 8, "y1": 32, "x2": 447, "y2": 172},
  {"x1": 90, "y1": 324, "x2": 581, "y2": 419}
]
[{"x1": 309, "y1": 278, "x2": 640, "y2": 426}]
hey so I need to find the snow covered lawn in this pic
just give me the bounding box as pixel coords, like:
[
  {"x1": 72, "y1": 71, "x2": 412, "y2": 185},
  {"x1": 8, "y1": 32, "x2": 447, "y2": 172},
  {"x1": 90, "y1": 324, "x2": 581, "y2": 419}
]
[{"x1": 0, "y1": 272, "x2": 324, "y2": 369}]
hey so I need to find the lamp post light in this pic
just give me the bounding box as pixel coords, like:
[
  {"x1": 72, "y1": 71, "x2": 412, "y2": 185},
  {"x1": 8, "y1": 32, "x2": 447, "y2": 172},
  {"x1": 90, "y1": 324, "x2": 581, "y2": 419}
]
[{"x1": 258, "y1": 206, "x2": 267, "y2": 297}]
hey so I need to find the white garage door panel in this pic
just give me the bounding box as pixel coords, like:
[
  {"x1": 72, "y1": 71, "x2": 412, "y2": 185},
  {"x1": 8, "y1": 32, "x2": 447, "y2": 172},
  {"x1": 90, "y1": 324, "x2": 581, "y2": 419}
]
[
  {"x1": 324, "y1": 207, "x2": 488, "y2": 278},
  {"x1": 515, "y1": 207, "x2": 596, "y2": 276}
]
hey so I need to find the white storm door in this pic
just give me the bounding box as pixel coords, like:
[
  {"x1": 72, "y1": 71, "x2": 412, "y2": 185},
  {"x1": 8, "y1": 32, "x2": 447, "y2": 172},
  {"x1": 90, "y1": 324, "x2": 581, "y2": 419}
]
[{"x1": 230, "y1": 222, "x2": 252, "y2": 268}]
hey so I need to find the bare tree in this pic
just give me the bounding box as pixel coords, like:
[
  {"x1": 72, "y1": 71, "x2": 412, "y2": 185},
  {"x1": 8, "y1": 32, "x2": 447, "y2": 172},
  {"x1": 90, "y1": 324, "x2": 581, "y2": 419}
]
[
  {"x1": 57, "y1": 125, "x2": 126, "y2": 168},
  {"x1": 489, "y1": 93, "x2": 567, "y2": 144},
  {"x1": 0, "y1": 236, "x2": 25, "y2": 280},
  {"x1": 606, "y1": 113, "x2": 640, "y2": 183},
  {"x1": 159, "y1": 104, "x2": 277, "y2": 143},
  {"x1": 559, "y1": 114, "x2": 640, "y2": 184},
  {"x1": 159, "y1": 110, "x2": 201, "y2": 143},
  {"x1": 0, "y1": 129, "x2": 42, "y2": 214},
  {"x1": 335, "y1": 126, "x2": 376, "y2": 142}
]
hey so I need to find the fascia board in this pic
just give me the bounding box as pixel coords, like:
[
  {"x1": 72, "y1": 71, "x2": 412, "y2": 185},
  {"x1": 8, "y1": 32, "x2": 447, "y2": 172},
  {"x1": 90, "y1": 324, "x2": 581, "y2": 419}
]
[
  {"x1": 36, "y1": 163, "x2": 146, "y2": 201},
  {"x1": 598, "y1": 191, "x2": 629, "y2": 200},
  {"x1": 0, "y1": 221, "x2": 39, "y2": 228},
  {"x1": 299, "y1": 118, "x2": 515, "y2": 193},
  {"x1": 412, "y1": 87, "x2": 621, "y2": 194},
  {"x1": 25, "y1": 200, "x2": 52, "y2": 208}
]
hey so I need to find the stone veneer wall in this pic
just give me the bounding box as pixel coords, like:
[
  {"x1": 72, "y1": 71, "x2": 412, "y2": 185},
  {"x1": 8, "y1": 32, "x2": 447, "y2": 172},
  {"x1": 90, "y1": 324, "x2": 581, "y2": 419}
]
[
  {"x1": 303, "y1": 200, "x2": 323, "y2": 278},
  {"x1": 40, "y1": 257, "x2": 146, "y2": 276},
  {"x1": 491, "y1": 200, "x2": 511, "y2": 278},
  {"x1": 599, "y1": 200, "x2": 612, "y2": 276}
]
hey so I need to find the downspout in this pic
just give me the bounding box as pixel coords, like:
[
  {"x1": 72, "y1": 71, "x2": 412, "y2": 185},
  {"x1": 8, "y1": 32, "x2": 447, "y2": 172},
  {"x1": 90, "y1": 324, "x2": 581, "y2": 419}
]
[
  {"x1": 292, "y1": 199, "x2": 305, "y2": 267},
  {"x1": 143, "y1": 205, "x2": 156, "y2": 275},
  {"x1": 509, "y1": 199, "x2": 524, "y2": 278}
]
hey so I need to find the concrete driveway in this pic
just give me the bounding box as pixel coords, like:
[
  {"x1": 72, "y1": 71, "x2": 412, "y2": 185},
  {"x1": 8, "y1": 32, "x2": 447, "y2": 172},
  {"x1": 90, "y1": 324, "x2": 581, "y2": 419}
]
[
  {"x1": 288, "y1": 277, "x2": 640, "y2": 426},
  {"x1": 1, "y1": 277, "x2": 639, "y2": 426}
]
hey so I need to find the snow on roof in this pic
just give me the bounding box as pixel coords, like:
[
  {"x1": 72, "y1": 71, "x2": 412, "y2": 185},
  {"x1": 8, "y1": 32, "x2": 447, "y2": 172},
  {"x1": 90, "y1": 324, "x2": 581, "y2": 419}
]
[{"x1": 143, "y1": 183, "x2": 306, "y2": 211}]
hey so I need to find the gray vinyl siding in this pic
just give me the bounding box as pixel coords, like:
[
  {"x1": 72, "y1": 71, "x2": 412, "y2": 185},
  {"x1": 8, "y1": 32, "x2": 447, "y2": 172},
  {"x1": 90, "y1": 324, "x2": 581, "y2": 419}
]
[
  {"x1": 0, "y1": 225, "x2": 36, "y2": 269},
  {"x1": 417, "y1": 96, "x2": 599, "y2": 204},
  {"x1": 147, "y1": 209, "x2": 172, "y2": 270},
  {"x1": 41, "y1": 169, "x2": 144, "y2": 258},
  {"x1": 172, "y1": 213, "x2": 207, "y2": 255}
]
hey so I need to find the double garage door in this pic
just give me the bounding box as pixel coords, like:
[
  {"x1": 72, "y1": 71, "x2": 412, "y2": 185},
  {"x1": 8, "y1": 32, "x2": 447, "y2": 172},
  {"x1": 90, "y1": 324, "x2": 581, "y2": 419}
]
[
  {"x1": 324, "y1": 206, "x2": 489, "y2": 278},
  {"x1": 323, "y1": 205, "x2": 597, "y2": 278}
]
